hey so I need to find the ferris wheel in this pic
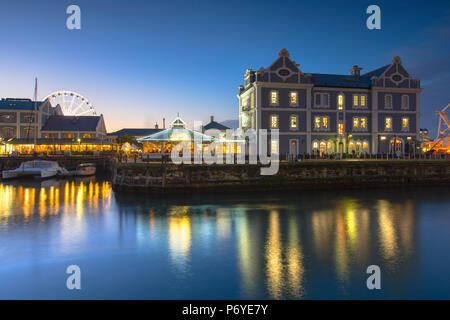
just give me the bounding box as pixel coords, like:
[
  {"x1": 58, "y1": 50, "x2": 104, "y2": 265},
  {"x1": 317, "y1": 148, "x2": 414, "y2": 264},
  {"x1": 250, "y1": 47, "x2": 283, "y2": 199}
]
[{"x1": 44, "y1": 91, "x2": 97, "y2": 116}]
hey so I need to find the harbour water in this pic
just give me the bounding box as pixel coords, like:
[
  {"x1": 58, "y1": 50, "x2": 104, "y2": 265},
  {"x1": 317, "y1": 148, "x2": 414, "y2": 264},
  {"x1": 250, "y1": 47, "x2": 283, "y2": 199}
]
[{"x1": 0, "y1": 177, "x2": 449, "y2": 299}]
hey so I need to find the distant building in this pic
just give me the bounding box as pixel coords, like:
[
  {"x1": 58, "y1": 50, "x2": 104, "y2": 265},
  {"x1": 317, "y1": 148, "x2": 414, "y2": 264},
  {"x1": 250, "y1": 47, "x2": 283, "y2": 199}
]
[
  {"x1": 0, "y1": 97, "x2": 115, "y2": 154},
  {"x1": 203, "y1": 116, "x2": 230, "y2": 133},
  {"x1": 0, "y1": 98, "x2": 54, "y2": 141},
  {"x1": 107, "y1": 127, "x2": 162, "y2": 144},
  {"x1": 238, "y1": 49, "x2": 422, "y2": 156}
]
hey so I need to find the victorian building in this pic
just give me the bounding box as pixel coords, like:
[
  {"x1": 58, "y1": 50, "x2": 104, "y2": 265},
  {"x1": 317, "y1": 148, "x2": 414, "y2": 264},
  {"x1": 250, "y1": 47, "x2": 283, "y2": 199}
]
[{"x1": 238, "y1": 49, "x2": 422, "y2": 156}]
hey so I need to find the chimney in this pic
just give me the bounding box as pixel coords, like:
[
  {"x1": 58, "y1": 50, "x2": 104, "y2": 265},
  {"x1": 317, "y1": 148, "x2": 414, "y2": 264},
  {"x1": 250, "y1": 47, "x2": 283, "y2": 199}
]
[
  {"x1": 349, "y1": 65, "x2": 363, "y2": 76},
  {"x1": 210, "y1": 115, "x2": 214, "y2": 123},
  {"x1": 163, "y1": 118, "x2": 165, "y2": 129}
]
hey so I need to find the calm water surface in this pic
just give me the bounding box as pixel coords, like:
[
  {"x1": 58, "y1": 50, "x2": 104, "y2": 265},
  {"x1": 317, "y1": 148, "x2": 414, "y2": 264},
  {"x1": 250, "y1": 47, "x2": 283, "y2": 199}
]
[{"x1": 0, "y1": 177, "x2": 449, "y2": 299}]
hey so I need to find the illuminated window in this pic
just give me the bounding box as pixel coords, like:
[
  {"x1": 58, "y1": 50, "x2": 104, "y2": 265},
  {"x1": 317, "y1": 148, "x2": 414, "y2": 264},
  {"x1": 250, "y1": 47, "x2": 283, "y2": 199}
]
[
  {"x1": 44, "y1": 133, "x2": 56, "y2": 138},
  {"x1": 64, "y1": 133, "x2": 75, "y2": 139},
  {"x1": 362, "y1": 141, "x2": 368, "y2": 150},
  {"x1": 271, "y1": 140, "x2": 278, "y2": 154},
  {"x1": 385, "y1": 117, "x2": 392, "y2": 130},
  {"x1": 360, "y1": 95, "x2": 366, "y2": 107},
  {"x1": 270, "y1": 91, "x2": 278, "y2": 105},
  {"x1": 402, "y1": 95, "x2": 409, "y2": 109},
  {"x1": 385, "y1": 95, "x2": 392, "y2": 109},
  {"x1": 314, "y1": 116, "x2": 329, "y2": 130},
  {"x1": 353, "y1": 95, "x2": 359, "y2": 106},
  {"x1": 290, "y1": 92, "x2": 298, "y2": 105},
  {"x1": 353, "y1": 94, "x2": 367, "y2": 108},
  {"x1": 327, "y1": 141, "x2": 333, "y2": 151},
  {"x1": 270, "y1": 115, "x2": 278, "y2": 128},
  {"x1": 349, "y1": 141, "x2": 355, "y2": 150},
  {"x1": 314, "y1": 116, "x2": 321, "y2": 128},
  {"x1": 338, "y1": 94, "x2": 344, "y2": 110},
  {"x1": 312, "y1": 141, "x2": 319, "y2": 149},
  {"x1": 338, "y1": 123, "x2": 344, "y2": 135},
  {"x1": 290, "y1": 115, "x2": 297, "y2": 129},
  {"x1": 83, "y1": 133, "x2": 93, "y2": 139},
  {"x1": 402, "y1": 117, "x2": 409, "y2": 131},
  {"x1": 361, "y1": 117, "x2": 367, "y2": 129},
  {"x1": 353, "y1": 118, "x2": 359, "y2": 129}
]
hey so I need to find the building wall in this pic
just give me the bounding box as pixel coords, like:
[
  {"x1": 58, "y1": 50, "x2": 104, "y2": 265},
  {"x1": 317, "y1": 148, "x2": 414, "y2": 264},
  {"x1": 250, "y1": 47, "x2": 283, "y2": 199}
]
[{"x1": 238, "y1": 52, "x2": 422, "y2": 156}]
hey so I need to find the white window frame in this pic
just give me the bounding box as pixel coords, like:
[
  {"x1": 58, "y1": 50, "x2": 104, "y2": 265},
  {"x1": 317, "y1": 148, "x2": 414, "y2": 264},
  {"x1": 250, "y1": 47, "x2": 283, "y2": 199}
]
[
  {"x1": 352, "y1": 116, "x2": 368, "y2": 132},
  {"x1": 353, "y1": 94, "x2": 368, "y2": 108},
  {"x1": 313, "y1": 115, "x2": 330, "y2": 132},
  {"x1": 289, "y1": 91, "x2": 299, "y2": 106},
  {"x1": 289, "y1": 114, "x2": 298, "y2": 130},
  {"x1": 270, "y1": 114, "x2": 279, "y2": 129},
  {"x1": 314, "y1": 93, "x2": 330, "y2": 108},
  {"x1": 401, "y1": 117, "x2": 409, "y2": 132},
  {"x1": 385, "y1": 94, "x2": 393, "y2": 109},
  {"x1": 270, "y1": 90, "x2": 279, "y2": 106},
  {"x1": 385, "y1": 117, "x2": 393, "y2": 132},
  {"x1": 401, "y1": 95, "x2": 409, "y2": 110}
]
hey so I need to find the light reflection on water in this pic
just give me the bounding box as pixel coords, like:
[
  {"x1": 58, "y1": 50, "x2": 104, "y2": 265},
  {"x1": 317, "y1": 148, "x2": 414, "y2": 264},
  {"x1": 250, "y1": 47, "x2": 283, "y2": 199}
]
[{"x1": 0, "y1": 178, "x2": 449, "y2": 299}]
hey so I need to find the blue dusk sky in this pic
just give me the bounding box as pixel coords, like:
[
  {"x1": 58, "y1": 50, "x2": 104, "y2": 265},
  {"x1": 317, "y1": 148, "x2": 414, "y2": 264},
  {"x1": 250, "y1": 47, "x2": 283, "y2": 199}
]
[{"x1": 0, "y1": 0, "x2": 449, "y2": 133}]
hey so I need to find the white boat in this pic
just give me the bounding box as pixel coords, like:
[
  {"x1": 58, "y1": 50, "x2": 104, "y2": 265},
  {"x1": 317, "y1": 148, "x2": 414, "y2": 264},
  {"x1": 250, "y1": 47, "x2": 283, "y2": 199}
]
[
  {"x1": 76, "y1": 163, "x2": 96, "y2": 176},
  {"x1": 2, "y1": 160, "x2": 64, "y2": 180}
]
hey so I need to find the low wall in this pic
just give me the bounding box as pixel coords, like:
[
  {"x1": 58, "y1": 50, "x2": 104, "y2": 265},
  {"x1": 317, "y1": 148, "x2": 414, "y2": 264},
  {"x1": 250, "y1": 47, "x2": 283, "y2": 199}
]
[{"x1": 111, "y1": 160, "x2": 450, "y2": 193}]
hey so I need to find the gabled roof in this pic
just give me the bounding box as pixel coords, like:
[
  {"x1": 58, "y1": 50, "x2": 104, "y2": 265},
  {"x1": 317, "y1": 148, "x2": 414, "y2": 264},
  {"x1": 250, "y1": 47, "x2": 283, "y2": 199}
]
[
  {"x1": 0, "y1": 98, "x2": 45, "y2": 110},
  {"x1": 41, "y1": 115, "x2": 101, "y2": 132},
  {"x1": 204, "y1": 121, "x2": 230, "y2": 131},
  {"x1": 107, "y1": 128, "x2": 162, "y2": 137}
]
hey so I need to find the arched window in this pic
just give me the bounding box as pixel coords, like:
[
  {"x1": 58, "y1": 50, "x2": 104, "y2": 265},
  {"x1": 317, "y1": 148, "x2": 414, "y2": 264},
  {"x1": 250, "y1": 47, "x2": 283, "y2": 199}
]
[
  {"x1": 327, "y1": 140, "x2": 334, "y2": 153},
  {"x1": 312, "y1": 140, "x2": 319, "y2": 150},
  {"x1": 362, "y1": 140, "x2": 369, "y2": 152},
  {"x1": 319, "y1": 141, "x2": 326, "y2": 154}
]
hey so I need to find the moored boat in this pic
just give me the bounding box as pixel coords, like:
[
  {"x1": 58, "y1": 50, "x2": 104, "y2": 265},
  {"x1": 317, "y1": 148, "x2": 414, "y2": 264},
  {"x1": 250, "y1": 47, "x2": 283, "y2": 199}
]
[
  {"x1": 1, "y1": 160, "x2": 64, "y2": 180},
  {"x1": 76, "y1": 163, "x2": 96, "y2": 176}
]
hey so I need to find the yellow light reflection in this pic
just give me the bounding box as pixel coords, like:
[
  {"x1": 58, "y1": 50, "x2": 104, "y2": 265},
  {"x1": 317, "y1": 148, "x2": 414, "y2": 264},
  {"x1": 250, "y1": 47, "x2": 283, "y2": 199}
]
[
  {"x1": 168, "y1": 215, "x2": 191, "y2": 272},
  {"x1": 265, "y1": 210, "x2": 283, "y2": 299}
]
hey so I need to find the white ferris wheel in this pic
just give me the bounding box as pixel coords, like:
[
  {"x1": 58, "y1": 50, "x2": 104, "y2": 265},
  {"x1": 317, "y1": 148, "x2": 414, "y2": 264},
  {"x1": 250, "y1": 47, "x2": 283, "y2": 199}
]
[{"x1": 44, "y1": 91, "x2": 97, "y2": 116}]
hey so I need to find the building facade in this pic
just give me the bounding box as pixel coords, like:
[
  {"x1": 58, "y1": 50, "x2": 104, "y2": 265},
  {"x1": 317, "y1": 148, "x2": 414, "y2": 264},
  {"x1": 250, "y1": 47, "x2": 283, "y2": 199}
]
[
  {"x1": 238, "y1": 49, "x2": 422, "y2": 156},
  {"x1": 0, "y1": 98, "x2": 114, "y2": 154}
]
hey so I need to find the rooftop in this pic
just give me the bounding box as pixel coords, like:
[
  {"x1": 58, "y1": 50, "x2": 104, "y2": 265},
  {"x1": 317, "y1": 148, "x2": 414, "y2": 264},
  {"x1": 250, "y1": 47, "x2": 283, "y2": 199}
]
[
  {"x1": 204, "y1": 120, "x2": 230, "y2": 131},
  {"x1": 107, "y1": 128, "x2": 162, "y2": 137},
  {"x1": 0, "y1": 98, "x2": 46, "y2": 110},
  {"x1": 42, "y1": 115, "x2": 101, "y2": 132}
]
